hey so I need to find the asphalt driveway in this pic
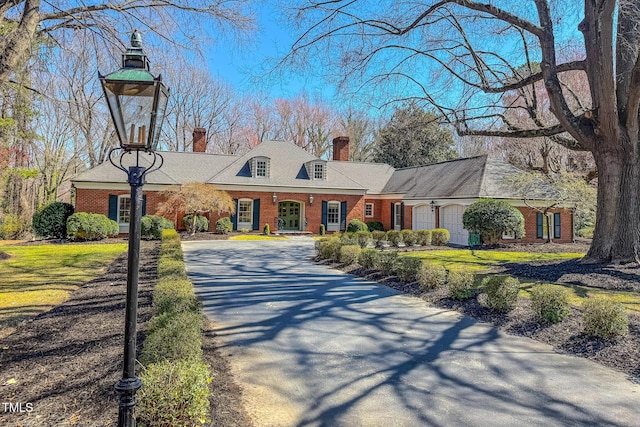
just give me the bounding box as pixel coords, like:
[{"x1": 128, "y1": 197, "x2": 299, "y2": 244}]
[{"x1": 183, "y1": 239, "x2": 640, "y2": 427}]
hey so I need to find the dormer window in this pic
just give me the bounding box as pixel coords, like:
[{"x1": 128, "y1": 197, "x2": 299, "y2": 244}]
[
  {"x1": 306, "y1": 160, "x2": 326, "y2": 180},
  {"x1": 250, "y1": 156, "x2": 270, "y2": 178},
  {"x1": 314, "y1": 163, "x2": 325, "y2": 180}
]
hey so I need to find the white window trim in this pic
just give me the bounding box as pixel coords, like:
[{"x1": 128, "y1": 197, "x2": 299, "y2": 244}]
[
  {"x1": 237, "y1": 199, "x2": 253, "y2": 229},
  {"x1": 394, "y1": 203, "x2": 402, "y2": 231},
  {"x1": 118, "y1": 195, "x2": 131, "y2": 233},
  {"x1": 365, "y1": 202, "x2": 374, "y2": 218},
  {"x1": 327, "y1": 201, "x2": 340, "y2": 232}
]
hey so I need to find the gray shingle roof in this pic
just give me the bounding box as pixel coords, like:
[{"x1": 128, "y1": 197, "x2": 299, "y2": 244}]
[{"x1": 384, "y1": 155, "x2": 525, "y2": 199}]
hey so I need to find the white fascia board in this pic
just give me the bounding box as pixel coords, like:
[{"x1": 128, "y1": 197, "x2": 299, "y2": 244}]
[
  {"x1": 403, "y1": 197, "x2": 568, "y2": 209},
  {"x1": 212, "y1": 183, "x2": 367, "y2": 195}
]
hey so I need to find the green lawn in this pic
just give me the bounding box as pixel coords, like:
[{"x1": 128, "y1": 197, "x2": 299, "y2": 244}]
[
  {"x1": 403, "y1": 249, "x2": 640, "y2": 314},
  {"x1": 0, "y1": 242, "x2": 127, "y2": 333}
]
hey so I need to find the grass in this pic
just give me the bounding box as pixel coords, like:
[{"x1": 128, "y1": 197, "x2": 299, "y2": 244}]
[
  {"x1": 0, "y1": 242, "x2": 127, "y2": 332},
  {"x1": 402, "y1": 249, "x2": 640, "y2": 314},
  {"x1": 404, "y1": 249, "x2": 583, "y2": 272},
  {"x1": 229, "y1": 235, "x2": 289, "y2": 241}
]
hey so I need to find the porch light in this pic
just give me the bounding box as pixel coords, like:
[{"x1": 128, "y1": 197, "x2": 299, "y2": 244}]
[
  {"x1": 273, "y1": 192, "x2": 278, "y2": 204},
  {"x1": 99, "y1": 30, "x2": 169, "y2": 151},
  {"x1": 309, "y1": 194, "x2": 314, "y2": 205},
  {"x1": 430, "y1": 200, "x2": 436, "y2": 212}
]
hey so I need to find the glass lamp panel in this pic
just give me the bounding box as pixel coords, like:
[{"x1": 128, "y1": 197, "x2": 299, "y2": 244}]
[
  {"x1": 103, "y1": 81, "x2": 156, "y2": 149},
  {"x1": 150, "y1": 84, "x2": 169, "y2": 149}
]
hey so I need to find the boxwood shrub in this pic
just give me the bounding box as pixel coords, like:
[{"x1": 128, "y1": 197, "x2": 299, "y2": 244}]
[
  {"x1": 32, "y1": 202, "x2": 74, "y2": 239},
  {"x1": 417, "y1": 262, "x2": 447, "y2": 290},
  {"x1": 482, "y1": 275, "x2": 520, "y2": 312},
  {"x1": 386, "y1": 230, "x2": 402, "y2": 247},
  {"x1": 355, "y1": 230, "x2": 372, "y2": 248},
  {"x1": 347, "y1": 218, "x2": 369, "y2": 232},
  {"x1": 357, "y1": 248, "x2": 379, "y2": 269},
  {"x1": 447, "y1": 270, "x2": 476, "y2": 300},
  {"x1": 141, "y1": 215, "x2": 174, "y2": 240},
  {"x1": 376, "y1": 251, "x2": 398, "y2": 273},
  {"x1": 66, "y1": 212, "x2": 118, "y2": 240},
  {"x1": 372, "y1": 230, "x2": 386, "y2": 247},
  {"x1": 340, "y1": 244, "x2": 361, "y2": 265},
  {"x1": 183, "y1": 214, "x2": 209, "y2": 233},
  {"x1": 530, "y1": 285, "x2": 570, "y2": 324},
  {"x1": 583, "y1": 297, "x2": 628, "y2": 339},
  {"x1": 400, "y1": 229, "x2": 417, "y2": 246},
  {"x1": 367, "y1": 221, "x2": 384, "y2": 232},
  {"x1": 431, "y1": 228, "x2": 450, "y2": 246},
  {"x1": 394, "y1": 256, "x2": 423, "y2": 282},
  {"x1": 416, "y1": 230, "x2": 432, "y2": 246}
]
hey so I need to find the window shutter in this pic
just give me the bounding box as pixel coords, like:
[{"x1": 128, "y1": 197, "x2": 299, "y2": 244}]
[
  {"x1": 554, "y1": 212, "x2": 561, "y2": 238},
  {"x1": 400, "y1": 202, "x2": 405, "y2": 230},
  {"x1": 536, "y1": 213, "x2": 543, "y2": 238},
  {"x1": 231, "y1": 199, "x2": 238, "y2": 231},
  {"x1": 142, "y1": 195, "x2": 147, "y2": 217},
  {"x1": 108, "y1": 195, "x2": 118, "y2": 221},
  {"x1": 321, "y1": 201, "x2": 328, "y2": 228},
  {"x1": 340, "y1": 201, "x2": 347, "y2": 231},
  {"x1": 252, "y1": 199, "x2": 261, "y2": 231},
  {"x1": 390, "y1": 202, "x2": 394, "y2": 229}
]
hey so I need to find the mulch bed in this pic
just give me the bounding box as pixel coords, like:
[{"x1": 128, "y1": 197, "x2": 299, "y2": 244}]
[
  {"x1": 333, "y1": 244, "x2": 640, "y2": 384},
  {"x1": 0, "y1": 241, "x2": 252, "y2": 427}
]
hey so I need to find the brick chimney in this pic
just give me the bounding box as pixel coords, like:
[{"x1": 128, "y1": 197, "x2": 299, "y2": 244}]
[
  {"x1": 332, "y1": 136, "x2": 349, "y2": 161},
  {"x1": 193, "y1": 128, "x2": 207, "y2": 153}
]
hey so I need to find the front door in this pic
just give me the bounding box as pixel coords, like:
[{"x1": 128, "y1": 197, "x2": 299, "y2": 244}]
[{"x1": 278, "y1": 201, "x2": 301, "y2": 231}]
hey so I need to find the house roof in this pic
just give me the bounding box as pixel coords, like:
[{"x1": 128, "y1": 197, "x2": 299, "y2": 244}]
[{"x1": 384, "y1": 155, "x2": 525, "y2": 199}]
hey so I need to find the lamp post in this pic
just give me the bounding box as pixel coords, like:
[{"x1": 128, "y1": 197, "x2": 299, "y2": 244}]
[{"x1": 99, "y1": 30, "x2": 169, "y2": 427}]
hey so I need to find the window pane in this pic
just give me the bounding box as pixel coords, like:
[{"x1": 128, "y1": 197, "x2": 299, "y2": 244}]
[
  {"x1": 328, "y1": 202, "x2": 339, "y2": 224},
  {"x1": 238, "y1": 200, "x2": 252, "y2": 223},
  {"x1": 365, "y1": 203, "x2": 373, "y2": 217},
  {"x1": 256, "y1": 161, "x2": 266, "y2": 177},
  {"x1": 314, "y1": 164, "x2": 324, "y2": 179},
  {"x1": 118, "y1": 197, "x2": 131, "y2": 224}
]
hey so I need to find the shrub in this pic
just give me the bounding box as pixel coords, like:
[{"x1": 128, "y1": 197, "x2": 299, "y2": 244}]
[
  {"x1": 340, "y1": 244, "x2": 361, "y2": 265},
  {"x1": 66, "y1": 212, "x2": 118, "y2": 240},
  {"x1": 372, "y1": 230, "x2": 386, "y2": 247},
  {"x1": 318, "y1": 237, "x2": 341, "y2": 261},
  {"x1": 416, "y1": 230, "x2": 432, "y2": 246},
  {"x1": 216, "y1": 217, "x2": 232, "y2": 234},
  {"x1": 153, "y1": 279, "x2": 200, "y2": 315},
  {"x1": 184, "y1": 214, "x2": 209, "y2": 233},
  {"x1": 583, "y1": 297, "x2": 628, "y2": 339},
  {"x1": 142, "y1": 311, "x2": 203, "y2": 365},
  {"x1": 386, "y1": 230, "x2": 402, "y2": 247},
  {"x1": 158, "y1": 257, "x2": 187, "y2": 279},
  {"x1": 395, "y1": 256, "x2": 423, "y2": 282},
  {"x1": 376, "y1": 251, "x2": 398, "y2": 273},
  {"x1": 400, "y1": 229, "x2": 417, "y2": 246},
  {"x1": 141, "y1": 215, "x2": 174, "y2": 240},
  {"x1": 347, "y1": 218, "x2": 368, "y2": 232},
  {"x1": 462, "y1": 199, "x2": 525, "y2": 245},
  {"x1": 355, "y1": 230, "x2": 372, "y2": 248},
  {"x1": 263, "y1": 223, "x2": 270, "y2": 235},
  {"x1": 240, "y1": 227, "x2": 250, "y2": 233},
  {"x1": 482, "y1": 275, "x2": 520, "y2": 312},
  {"x1": 358, "y1": 248, "x2": 379, "y2": 269},
  {"x1": 32, "y1": 202, "x2": 74, "y2": 239},
  {"x1": 138, "y1": 359, "x2": 212, "y2": 427},
  {"x1": 339, "y1": 232, "x2": 358, "y2": 245},
  {"x1": 417, "y1": 263, "x2": 447, "y2": 290},
  {"x1": 367, "y1": 221, "x2": 384, "y2": 232},
  {"x1": 431, "y1": 228, "x2": 450, "y2": 246},
  {"x1": 447, "y1": 270, "x2": 476, "y2": 300},
  {"x1": 319, "y1": 224, "x2": 325, "y2": 235},
  {"x1": 577, "y1": 226, "x2": 594, "y2": 238},
  {"x1": 0, "y1": 214, "x2": 25, "y2": 240},
  {"x1": 530, "y1": 285, "x2": 570, "y2": 324}
]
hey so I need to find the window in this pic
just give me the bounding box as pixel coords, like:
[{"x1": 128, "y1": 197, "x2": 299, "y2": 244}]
[
  {"x1": 327, "y1": 202, "x2": 340, "y2": 231},
  {"x1": 238, "y1": 200, "x2": 252, "y2": 225},
  {"x1": 118, "y1": 196, "x2": 131, "y2": 225},
  {"x1": 394, "y1": 203, "x2": 402, "y2": 230},
  {"x1": 365, "y1": 203, "x2": 374, "y2": 217},
  {"x1": 256, "y1": 160, "x2": 267, "y2": 177},
  {"x1": 314, "y1": 163, "x2": 325, "y2": 180}
]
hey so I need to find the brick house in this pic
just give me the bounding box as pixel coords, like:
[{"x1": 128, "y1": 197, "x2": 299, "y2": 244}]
[{"x1": 72, "y1": 130, "x2": 574, "y2": 244}]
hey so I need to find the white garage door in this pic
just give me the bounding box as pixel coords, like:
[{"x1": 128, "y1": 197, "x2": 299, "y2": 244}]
[
  {"x1": 413, "y1": 205, "x2": 436, "y2": 230},
  {"x1": 441, "y1": 205, "x2": 469, "y2": 246}
]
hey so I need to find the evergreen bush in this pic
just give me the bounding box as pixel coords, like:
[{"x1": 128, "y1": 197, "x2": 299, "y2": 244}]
[
  {"x1": 417, "y1": 262, "x2": 447, "y2": 290},
  {"x1": 183, "y1": 214, "x2": 209, "y2": 233},
  {"x1": 347, "y1": 218, "x2": 369, "y2": 232},
  {"x1": 215, "y1": 217, "x2": 232, "y2": 234},
  {"x1": 400, "y1": 229, "x2": 417, "y2": 246},
  {"x1": 32, "y1": 202, "x2": 74, "y2": 239},
  {"x1": 141, "y1": 215, "x2": 174, "y2": 240},
  {"x1": 431, "y1": 228, "x2": 450, "y2": 246},
  {"x1": 358, "y1": 248, "x2": 379, "y2": 269},
  {"x1": 416, "y1": 230, "x2": 432, "y2": 246},
  {"x1": 319, "y1": 224, "x2": 326, "y2": 235},
  {"x1": 340, "y1": 244, "x2": 361, "y2": 265},
  {"x1": 386, "y1": 229, "x2": 402, "y2": 247},
  {"x1": 372, "y1": 230, "x2": 386, "y2": 247},
  {"x1": 530, "y1": 285, "x2": 570, "y2": 324},
  {"x1": 482, "y1": 275, "x2": 520, "y2": 311},
  {"x1": 263, "y1": 223, "x2": 270, "y2": 235},
  {"x1": 0, "y1": 214, "x2": 24, "y2": 240},
  {"x1": 447, "y1": 270, "x2": 475, "y2": 299},
  {"x1": 355, "y1": 230, "x2": 372, "y2": 248},
  {"x1": 395, "y1": 256, "x2": 423, "y2": 282},
  {"x1": 66, "y1": 213, "x2": 118, "y2": 240},
  {"x1": 462, "y1": 199, "x2": 525, "y2": 245},
  {"x1": 366, "y1": 221, "x2": 384, "y2": 232},
  {"x1": 376, "y1": 251, "x2": 398, "y2": 273},
  {"x1": 583, "y1": 297, "x2": 628, "y2": 339}
]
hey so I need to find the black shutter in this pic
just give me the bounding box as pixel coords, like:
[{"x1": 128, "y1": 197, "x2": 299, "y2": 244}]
[
  {"x1": 554, "y1": 212, "x2": 561, "y2": 238},
  {"x1": 252, "y1": 199, "x2": 261, "y2": 231},
  {"x1": 142, "y1": 195, "x2": 147, "y2": 216},
  {"x1": 340, "y1": 201, "x2": 347, "y2": 231},
  {"x1": 231, "y1": 199, "x2": 238, "y2": 231},
  {"x1": 108, "y1": 195, "x2": 118, "y2": 221},
  {"x1": 536, "y1": 213, "x2": 543, "y2": 238},
  {"x1": 400, "y1": 202, "x2": 405, "y2": 230},
  {"x1": 321, "y1": 201, "x2": 328, "y2": 228},
  {"x1": 390, "y1": 202, "x2": 394, "y2": 229}
]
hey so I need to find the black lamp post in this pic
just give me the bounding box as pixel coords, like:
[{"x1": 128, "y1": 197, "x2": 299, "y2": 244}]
[{"x1": 99, "y1": 30, "x2": 169, "y2": 427}]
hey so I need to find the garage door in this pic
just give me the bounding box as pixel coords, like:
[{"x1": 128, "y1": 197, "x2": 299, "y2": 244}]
[
  {"x1": 441, "y1": 205, "x2": 469, "y2": 246},
  {"x1": 413, "y1": 205, "x2": 436, "y2": 230}
]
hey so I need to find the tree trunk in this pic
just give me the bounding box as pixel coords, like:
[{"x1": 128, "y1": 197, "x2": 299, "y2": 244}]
[{"x1": 585, "y1": 146, "x2": 640, "y2": 264}]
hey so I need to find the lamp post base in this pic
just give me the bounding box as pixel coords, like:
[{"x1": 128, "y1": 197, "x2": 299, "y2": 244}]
[{"x1": 115, "y1": 377, "x2": 143, "y2": 427}]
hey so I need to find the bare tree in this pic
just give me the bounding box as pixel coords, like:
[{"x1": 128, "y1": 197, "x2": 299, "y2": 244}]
[
  {"x1": 338, "y1": 106, "x2": 376, "y2": 161},
  {"x1": 284, "y1": 0, "x2": 640, "y2": 264}
]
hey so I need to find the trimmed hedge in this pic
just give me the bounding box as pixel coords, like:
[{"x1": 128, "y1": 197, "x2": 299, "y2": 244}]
[
  {"x1": 482, "y1": 275, "x2": 520, "y2": 312},
  {"x1": 583, "y1": 297, "x2": 628, "y2": 339},
  {"x1": 417, "y1": 262, "x2": 447, "y2": 290},
  {"x1": 386, "y1": 230, "x2": 402, "y2": 247},
  {"x1": 216, "y1": 217, "x2": 232, "y2": 234},
  {"x1": 377, "y1": 251, "x2": 398, "y2": 273},
  {"x1": 32, "y1": 202, "x2": 74, "y2": 239},
  {"x1": 340, "y1": 244, "x2": 361, "y2": 265},
  {"x1": 416, "y1": 230, "x2": 432, "y2": 246},
  {"x1": 530, "y1": 285, "x2": 570, "y2": 324},
  {"x1": 367, "y1": 221, "x2": 384, "y2": 232},
  {"x1": 66, "y1": 212, "x2": 118, "y2": 240},
  {"x1": 347, "y1": 218, "x2": 369, "y2": 232},
  {"x1": 431, "y1": 228, "x2": 450, "y2": 246},
  {"x1": 372, "y1": 230, "x2": 386, "y2": 247},
  {"x1": 400, "y1": 229, "x2": 417, "y2": 246},
  {"x1": 395, "y1": 256, "x2": 423, "y2": 282},
  {"x1": 355, "y1": 230, "x2": 372, "y2": 248},
  {"x1": 358, "y1": 248, "x2": 379, "y2": 269},
  {"x1": 141, "y1": 215, "x2": 174, "y2": 240},
  {"x1": 447, "y1": 270, "x2": 475, "y2": 300}
]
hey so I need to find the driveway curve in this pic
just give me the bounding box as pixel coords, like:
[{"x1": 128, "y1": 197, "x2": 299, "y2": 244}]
[{"x1": 183, "y1": 239, "x2": 639, "y2": 427}]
